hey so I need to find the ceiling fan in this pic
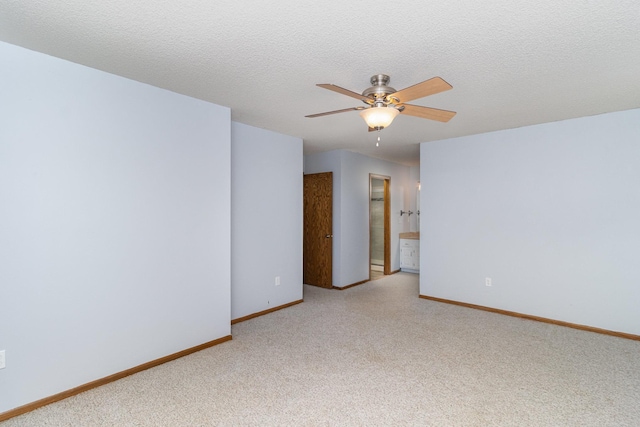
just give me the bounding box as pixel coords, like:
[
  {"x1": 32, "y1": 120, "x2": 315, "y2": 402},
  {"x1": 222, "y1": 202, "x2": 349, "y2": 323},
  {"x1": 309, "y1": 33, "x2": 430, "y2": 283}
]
[{"x1": 306, "y1": 74, "x2": 456, "y2": 131}]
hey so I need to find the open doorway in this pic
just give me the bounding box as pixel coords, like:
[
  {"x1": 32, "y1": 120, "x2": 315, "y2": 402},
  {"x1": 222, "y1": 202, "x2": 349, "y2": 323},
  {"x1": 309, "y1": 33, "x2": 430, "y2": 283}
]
[{"x1": 369, "y1": 174, "x2": 391, "y2": 280}]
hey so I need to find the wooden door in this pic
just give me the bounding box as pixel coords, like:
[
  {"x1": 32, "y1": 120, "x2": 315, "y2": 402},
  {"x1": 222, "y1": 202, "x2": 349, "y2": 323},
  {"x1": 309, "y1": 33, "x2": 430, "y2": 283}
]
[{"x1": 303, "y1": 172, "x2": 333, "y2": 288}]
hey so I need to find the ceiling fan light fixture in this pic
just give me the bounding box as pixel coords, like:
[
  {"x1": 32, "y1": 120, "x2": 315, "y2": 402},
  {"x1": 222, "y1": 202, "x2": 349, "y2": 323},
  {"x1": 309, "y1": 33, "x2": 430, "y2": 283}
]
[{"x1": 359, "y1": 106, "x2": 399, "y2": 130}]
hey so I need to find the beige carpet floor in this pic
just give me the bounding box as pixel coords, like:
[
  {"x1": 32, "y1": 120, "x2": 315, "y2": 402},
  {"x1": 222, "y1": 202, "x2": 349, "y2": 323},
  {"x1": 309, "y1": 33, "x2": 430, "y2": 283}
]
[{"x1": 3, "y1": 273, "x2": 640, "y2": 426}]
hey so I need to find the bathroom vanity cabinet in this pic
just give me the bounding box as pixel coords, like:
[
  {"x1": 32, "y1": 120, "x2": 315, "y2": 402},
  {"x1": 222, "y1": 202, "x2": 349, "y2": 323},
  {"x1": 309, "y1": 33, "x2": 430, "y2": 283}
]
[{"x1": 399, "y1": 232, "x2": 419, "y2": 273}]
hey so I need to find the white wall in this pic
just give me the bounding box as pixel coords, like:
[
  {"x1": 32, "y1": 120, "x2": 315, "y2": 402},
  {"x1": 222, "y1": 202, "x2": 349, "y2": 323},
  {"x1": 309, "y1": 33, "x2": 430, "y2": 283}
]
[
  {"x1": 305, "y1": 150, "x2": 413, "y2": 288},
  {"x1": 231, "y1": 122, "x2": 303, "y2": 320},
  {"x1": 420, "y1": 109, "x2": 640, "y2": 335},
  {"x1": 0, "y1": 42, "x2": 231, "y2": 414}
]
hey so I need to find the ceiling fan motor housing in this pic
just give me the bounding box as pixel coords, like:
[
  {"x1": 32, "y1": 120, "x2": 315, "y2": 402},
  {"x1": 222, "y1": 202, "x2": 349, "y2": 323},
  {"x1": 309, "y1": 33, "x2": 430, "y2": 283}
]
[{"x1": 362, "y1": 74, "x2": 396, "y2": 103}]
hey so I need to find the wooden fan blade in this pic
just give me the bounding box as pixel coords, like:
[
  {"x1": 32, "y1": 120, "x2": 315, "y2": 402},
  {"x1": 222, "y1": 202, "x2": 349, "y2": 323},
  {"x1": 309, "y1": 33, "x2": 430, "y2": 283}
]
[
  {"x1": 389, "y1": 77, "x2": 452, "y2": 103},
  {"x1": 400, "y1": 104, "x2": 457, "y2": 122},
  {"x1": 317, "y1": 84, "x2": 372, "y2": 102},
  {"x1": 305, "y1": 106, "x2": 365, "y2": 118}
]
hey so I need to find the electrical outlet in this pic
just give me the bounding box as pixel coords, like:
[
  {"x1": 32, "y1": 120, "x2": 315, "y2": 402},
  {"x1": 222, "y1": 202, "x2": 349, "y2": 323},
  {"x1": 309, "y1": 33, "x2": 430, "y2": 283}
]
[
  {"x1": 275, "y1": 276, "x2": 281, "y2": 286},
  {"x1": 485, "y1": 277, "x2": 492, "y2": 287},
  {"x1": 0, "y1": 350, "x2": 5, "y2": 369}
]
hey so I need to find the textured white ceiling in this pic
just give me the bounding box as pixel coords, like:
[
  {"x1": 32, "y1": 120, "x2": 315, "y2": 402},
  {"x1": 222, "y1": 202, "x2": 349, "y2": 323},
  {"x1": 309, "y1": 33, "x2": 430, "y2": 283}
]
[{"x1": 1, "y1": 1, "x2": 639, "y2": 165}]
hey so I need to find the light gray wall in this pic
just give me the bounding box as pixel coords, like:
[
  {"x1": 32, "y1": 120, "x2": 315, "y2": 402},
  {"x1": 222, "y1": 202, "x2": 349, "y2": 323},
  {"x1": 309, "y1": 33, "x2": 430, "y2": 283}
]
[
  {"x1": 340, "y1": 151, "x2": 412, "y2": 286},
  {"x1": 0, "y1": 42, "x2": 231, "y2": 413},
  {"x1": 305, "y1": 150, "x2": 413, "y2": 288},
  {"x1": 420, "y1": 108, "x2": 640, "y2": 335},
  {"x1": 231, "y1": 122, "x2": 303, "y2": 320}
]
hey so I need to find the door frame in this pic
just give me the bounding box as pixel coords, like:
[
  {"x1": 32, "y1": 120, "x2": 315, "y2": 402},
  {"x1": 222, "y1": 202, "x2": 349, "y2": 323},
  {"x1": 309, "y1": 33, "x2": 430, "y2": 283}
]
[{"x1": 369, "y1": 174, "x2": 391, "y2": 278}]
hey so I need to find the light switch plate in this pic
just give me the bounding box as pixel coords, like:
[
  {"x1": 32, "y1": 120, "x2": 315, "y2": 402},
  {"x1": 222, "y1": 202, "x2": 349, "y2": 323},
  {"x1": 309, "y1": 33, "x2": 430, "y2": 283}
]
[{"x1": 0, "y1": 350, "x2": 5, "y2": 369}]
